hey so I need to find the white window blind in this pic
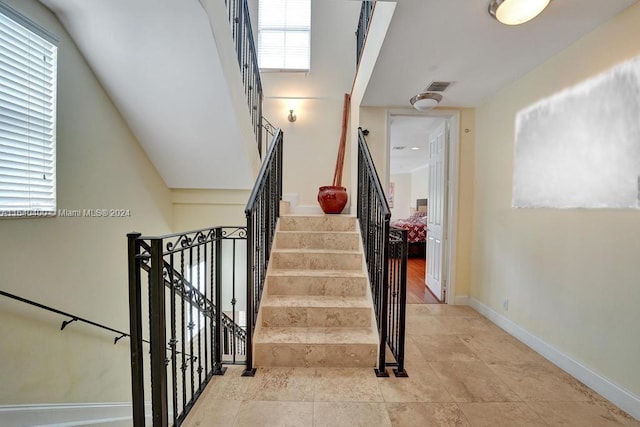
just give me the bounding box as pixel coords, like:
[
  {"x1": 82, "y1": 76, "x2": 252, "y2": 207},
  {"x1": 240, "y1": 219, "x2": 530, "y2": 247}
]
[
  {"x1": 258, "y1": 0, "x2": 310, "y2": 71},
  {"x1": 0, "y1": 4, "x2": 57, "y2": 217}
]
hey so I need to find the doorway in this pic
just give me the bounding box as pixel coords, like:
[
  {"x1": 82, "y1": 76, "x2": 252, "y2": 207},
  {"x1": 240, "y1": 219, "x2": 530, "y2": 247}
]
[{"x1": 387, "y1": 109, "x2": 460, "y2": 305}]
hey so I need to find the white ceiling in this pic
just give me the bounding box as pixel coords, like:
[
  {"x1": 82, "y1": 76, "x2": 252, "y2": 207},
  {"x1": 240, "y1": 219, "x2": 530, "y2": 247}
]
[
  {"x1": 41, "y1": 0, "x2": 257, "y2": 189},
  {"x1": 389, "y1": 115, "x2": 442, "y2": 174},
  {"x1": 379, "y1": 0, "x2": 637, "y2": 174},
  {"x1": 364, "y1": 0, "x2": 638, "y2": 108}
]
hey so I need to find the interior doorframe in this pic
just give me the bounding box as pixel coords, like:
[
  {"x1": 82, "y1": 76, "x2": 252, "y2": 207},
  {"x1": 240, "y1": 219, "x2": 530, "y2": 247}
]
[{"x1": 386, "y1": 108, "x2": 460, "y2": 305}]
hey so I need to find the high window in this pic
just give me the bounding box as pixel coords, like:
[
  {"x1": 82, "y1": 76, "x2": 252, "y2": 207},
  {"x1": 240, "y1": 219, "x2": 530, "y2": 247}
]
[
  {"x1": 0, "y1": 4, "x2": 57, "y2": 217},
  {"x1": 258, "y1": 0, "x2": 311, "y2": 71}
]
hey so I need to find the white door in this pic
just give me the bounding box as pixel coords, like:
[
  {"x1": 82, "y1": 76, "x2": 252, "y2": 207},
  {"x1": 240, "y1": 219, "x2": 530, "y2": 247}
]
[{"x1": 426, "y1": 120, "x2": 448, "y2": 301}]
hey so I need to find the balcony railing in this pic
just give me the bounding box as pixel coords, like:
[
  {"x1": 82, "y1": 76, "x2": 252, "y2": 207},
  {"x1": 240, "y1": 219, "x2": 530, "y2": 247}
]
[
  {"x1": 225, "y1": 0, "x2": 264, "y2": 157},
  {"x1": 356, "y1": 1, "x2": 376, "y2": 67}
]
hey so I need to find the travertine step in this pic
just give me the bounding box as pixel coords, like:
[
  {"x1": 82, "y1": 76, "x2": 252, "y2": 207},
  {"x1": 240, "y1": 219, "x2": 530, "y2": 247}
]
[
  {"x1": 253, "y1": 326, "x2": 378, "y2": 368},
  {"x1": 253, "y1": 214, "x2": 378, "y2": 369},
  {"x1": 270, "y1": 249, "x2": 362, "y2": 271},
  {"x1": 260, "y1": 295, "x2": 372, "y2": 327},
  {"x1": 278, "y1": 215, "x2": 356, "y2": 232},
  {"x1": 267, "y1": 269, "x2": 367, "y2": 297},
  {"x1": 275, "y1": 231, "x2": 360, "y2": 251}
]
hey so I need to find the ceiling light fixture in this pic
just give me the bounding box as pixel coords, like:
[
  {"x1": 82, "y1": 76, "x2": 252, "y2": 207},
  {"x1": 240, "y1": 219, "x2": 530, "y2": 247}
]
[
  {"x1": 411, "y1": 147, "x2": 421, "y2": 150},
  {"x1": 287, "y1": 109, "x2": 297, "y2": 122},
  {"x1": 488, "y1": 0, "x2": 551, "y2": 25},
  {"x1": 410, "y1": 92, "x2": 442, "y2": 112}
]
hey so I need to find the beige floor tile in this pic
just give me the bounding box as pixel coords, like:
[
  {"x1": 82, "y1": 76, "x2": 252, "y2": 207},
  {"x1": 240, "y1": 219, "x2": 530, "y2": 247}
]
[
  {"x1": 487, "y1": 361, "x2": 600, "y2": 402},
  {"x1": 457, "y1": 402, "x2": 547, "y2": 427},
  {"x1": 314, "y1": 367, "x2": 384, "y2": 402},
  {"x1": 243, "y1": 367, "x2": 316, "y2": 401},
  {"x1": 424, "y1": 305, "x2": 482, "y2": 317},
  {"x1": 411, "y1": 334, "x2": 480, "y2": 362},
  {"x1": 204, "y1": 365, "x2": 254, "y2": 401},
  {"x1": 313, "y1": 402, "x2": 391, "y2": 427},
  {"x1": 378, "y1": 362, "x2": 453, "y2": 403},
  {"x1": 528, "y1": 400, "x2": 640, "y2": 426},
  {"x1": 182, "y1": 399, "x2": 241, "y2": 427},
  {"x1": 430, "y1": 361, "x2": 520, "y2": 403},
  {"x1": 233, "y1": 401, "x2": 313, "y2": 426},
  {"x1": 458, "y1": 332, "x2": 546, "y2": 364},
  {"x1": 386, "y1": 402, "x2": 470, "y2": 426}
]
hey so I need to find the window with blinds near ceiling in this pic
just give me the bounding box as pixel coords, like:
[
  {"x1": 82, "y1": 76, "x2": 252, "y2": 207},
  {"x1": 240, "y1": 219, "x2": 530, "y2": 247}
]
[
  {"x1": 0, "y1": 4, "x2": 58, "y2": 217},
  {"x1": 258, "y1": 0, "x2": 311, "y2": 71}
]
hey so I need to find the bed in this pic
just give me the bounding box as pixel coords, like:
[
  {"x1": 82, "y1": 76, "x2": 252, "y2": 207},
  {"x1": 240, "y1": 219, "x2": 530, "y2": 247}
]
[{"x1": 390, "y1": 199, "x2": 428, "y2": 257}]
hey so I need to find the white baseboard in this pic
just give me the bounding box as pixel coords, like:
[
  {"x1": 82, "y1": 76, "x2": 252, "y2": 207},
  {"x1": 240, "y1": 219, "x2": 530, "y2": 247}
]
[
  {"x1": 0, "y1": 402, "x2": 151, "y2": 427},
  {"x1": 469, "y1": 297, "x2": 640, "y2": 421},
  {"x1": 453, "y1": 295, "x2": 469, "y2": 305}
]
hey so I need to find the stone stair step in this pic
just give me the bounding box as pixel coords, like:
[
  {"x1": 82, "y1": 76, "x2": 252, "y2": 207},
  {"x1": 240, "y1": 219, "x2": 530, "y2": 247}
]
[
  {"x1": 278, "y1": 215, "x2": 357, "y2": 232},
  {"x1": 253, "y1": 326, "x2": 377, "y2": 368},
  {"x1": 275, "y1": 230, "x2": 360, "y2": 251},
  {"x1": 267, "y1": 269, "x2": 367, "y2": 297},
  {"x1": 260, "y1": 295, "x2": 372, "y2": 327},
  {"x1": 270, "y1": 249, "x2": 362, "y2": 271}
]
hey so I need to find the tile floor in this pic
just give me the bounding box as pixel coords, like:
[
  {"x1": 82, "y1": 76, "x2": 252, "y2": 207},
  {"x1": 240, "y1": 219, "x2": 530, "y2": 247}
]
[{"x1": 183, "y1": 304, "x2": 639, "y2": 426}]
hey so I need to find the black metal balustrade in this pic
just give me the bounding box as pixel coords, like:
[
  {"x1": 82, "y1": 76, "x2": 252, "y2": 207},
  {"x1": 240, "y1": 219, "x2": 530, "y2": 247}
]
[
  {"x1": 128, "y1": 227, "x2": 248, "y2": 426},
  {"x1": 225, "y1": 0, "x2": 264, "y2": 157},
  {"x1": 357, "y1": 127, "x2": 408, "y2": 377},
  {"x1": 244, "y1": 129, "x2": 283, "y2": 375},
  {"x1": 356, "y1": 1, "x2": 376, "y2": 67}
]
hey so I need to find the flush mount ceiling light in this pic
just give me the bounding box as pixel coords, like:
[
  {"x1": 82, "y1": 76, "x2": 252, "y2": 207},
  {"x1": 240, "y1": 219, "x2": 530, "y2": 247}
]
[
  {"x1": 409, "y1": 92, "x2": 442, "y2": 112},
  {"x1": 488, "y1": 0, "x2": 551, "y2": 25}
]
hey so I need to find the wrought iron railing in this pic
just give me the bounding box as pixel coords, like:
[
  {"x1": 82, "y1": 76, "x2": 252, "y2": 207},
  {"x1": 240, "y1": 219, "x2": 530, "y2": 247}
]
[
  {"x1": 357, "y1": 127, "x2": 408, "y2": 377},
  {"x1": 387, "y1": 228, "x2": 409, "y2": 376},
  {"x1": 356, "y1": 1, "x2": 376, "y2": 67},
  {"x1": 225, "y1": 0, "x2": 264, "y2": 157},
  {"x1": 244, "y1": 128, "x2": 283, "y2": 375},
  {"x1": 128, "y1": 226, "x2": 248, "y2": 426}
]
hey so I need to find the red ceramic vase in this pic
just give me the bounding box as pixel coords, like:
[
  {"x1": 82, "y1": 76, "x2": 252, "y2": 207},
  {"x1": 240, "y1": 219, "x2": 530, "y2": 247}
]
[{"x1": 317, "y1": 186, "x2": 348, "y2": 214}]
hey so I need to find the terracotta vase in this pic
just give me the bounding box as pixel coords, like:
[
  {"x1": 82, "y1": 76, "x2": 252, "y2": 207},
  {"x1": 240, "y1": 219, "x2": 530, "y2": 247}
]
[{"x1": 317, "y1": 186, "x2": 348, "y2": 214}]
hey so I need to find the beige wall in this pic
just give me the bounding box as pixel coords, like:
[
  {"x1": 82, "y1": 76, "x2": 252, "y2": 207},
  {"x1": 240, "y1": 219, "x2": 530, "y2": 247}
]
[
  {"x1": 359, "y1": 107, "x2": 389, "y2": 187},
  {"x1": 389, "y1": 173, "x2": 411, "y2": 220},
  {"x1": 172, "y1": 189, "x2": 250, "y2": 230},
  {"x1": 410, "y1": 166, "x2": 428, "y2": 205},
  {"x1": 472, "y1": 4, "x2": 640, "y2": 396},
  {"x1": 260, "y1": 0, "x2": 360, "y2": 208},
  {"x1": 0, "y1": 0, "x2": 173, "y2": 404}
]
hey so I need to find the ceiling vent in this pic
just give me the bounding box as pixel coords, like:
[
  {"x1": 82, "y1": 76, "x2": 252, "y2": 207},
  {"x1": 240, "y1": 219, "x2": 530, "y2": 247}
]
[{"x1": 425, "y1": 81, "x2": 451, "y2": 92}]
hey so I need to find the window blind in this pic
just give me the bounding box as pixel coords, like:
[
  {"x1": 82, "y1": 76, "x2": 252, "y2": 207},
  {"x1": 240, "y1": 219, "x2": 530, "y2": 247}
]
[
  {"x1": 258, "y1": 0, "x2": 310, "y2": 71},
  {"x1": 0, "y1": 4, "x2": 57, "y2": 217}
]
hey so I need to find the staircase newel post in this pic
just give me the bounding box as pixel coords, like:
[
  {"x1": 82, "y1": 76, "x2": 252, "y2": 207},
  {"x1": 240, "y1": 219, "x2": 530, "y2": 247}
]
[
  {"x1": 243, "y1": 210, "x2": 256, "y2": 376},
  {"x1": 149, "y1": 238, "x2": 168, "y2": 426},
  {"x1": 213, "y1": 228, "x2": 226, "y2": 375},
  {"x1": 127, "y1": 232, "x2": 145, "y2": 427},
  {"x1": 376, "y1": 216, "x2": 391, "y2": 377}
]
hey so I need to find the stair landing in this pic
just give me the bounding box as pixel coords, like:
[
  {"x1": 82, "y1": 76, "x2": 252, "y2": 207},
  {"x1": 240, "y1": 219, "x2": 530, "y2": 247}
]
[{"x1": 253, "y1": 214, "x2": 378, "y2": 368}]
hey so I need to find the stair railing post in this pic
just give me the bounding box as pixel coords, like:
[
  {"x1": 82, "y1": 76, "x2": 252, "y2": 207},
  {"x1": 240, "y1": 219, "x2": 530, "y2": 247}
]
[
  {"x1": 149, "y1": 238, "x2": 168, "y2": 426},
  {"x1": 213, "y1": 228, "x2": 226, "y2": 375},
  {"x1": 127, "y1": 232, "x2": 145, "y2": 427},
  {"x1": 243, "y1": 210, "x2": 256, "y2": 376}
]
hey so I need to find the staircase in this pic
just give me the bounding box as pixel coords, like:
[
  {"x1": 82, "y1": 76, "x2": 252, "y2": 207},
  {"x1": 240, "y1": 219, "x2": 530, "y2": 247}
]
[{"x1": 253, "y1": 214, "x2": 379, "y2": 367}]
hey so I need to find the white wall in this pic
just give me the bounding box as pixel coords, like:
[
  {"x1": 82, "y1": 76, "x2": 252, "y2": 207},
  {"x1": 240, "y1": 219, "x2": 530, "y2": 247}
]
[
  {"x1": 0, "y1": 0, "x2": 173, "y2": 404},
  {"x1": 410, "y1": 165, "x2": 428, "y2": 206},
  {"x1": 260, "y1": 0, "x2": 361, "y2": 209},
  {"x1": 389, "y1": 173, "x2": 411, "y2": 220},
  {"x1": 472, "y1": 2, "x2": 640, "y2": 403}
]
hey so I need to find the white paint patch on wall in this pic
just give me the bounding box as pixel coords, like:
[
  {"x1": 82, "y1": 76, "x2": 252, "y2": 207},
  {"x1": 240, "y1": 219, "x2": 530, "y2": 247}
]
[{"x1": 513, "y1": 55, "x2": 640, "y2": 209}]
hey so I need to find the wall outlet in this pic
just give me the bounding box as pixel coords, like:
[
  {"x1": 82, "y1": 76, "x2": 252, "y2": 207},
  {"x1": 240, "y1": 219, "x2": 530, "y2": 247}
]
[{"x1": 503, "y1": 299, "x2": 509, "y2": 311}]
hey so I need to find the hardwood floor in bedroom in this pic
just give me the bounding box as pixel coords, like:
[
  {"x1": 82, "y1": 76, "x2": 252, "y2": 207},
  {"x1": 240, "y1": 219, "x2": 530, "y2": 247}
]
[{"x1": 407, "y1": 257, "x2": 441, "y2": 304}]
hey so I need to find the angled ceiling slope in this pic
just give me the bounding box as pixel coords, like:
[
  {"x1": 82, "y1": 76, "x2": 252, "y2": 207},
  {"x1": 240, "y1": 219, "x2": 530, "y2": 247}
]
[{"x1": 41, "y1": 0, "x2": 259, "y2": 189}]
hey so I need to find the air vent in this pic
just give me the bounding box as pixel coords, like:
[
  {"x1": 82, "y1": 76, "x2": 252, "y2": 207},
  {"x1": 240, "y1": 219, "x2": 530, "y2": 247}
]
[
  {"x1": 425, "y1": 81, "x2": 451, "y2": 92},
  {"x1": 392, "y1": 146, "x2": 406, "y2": 151}
]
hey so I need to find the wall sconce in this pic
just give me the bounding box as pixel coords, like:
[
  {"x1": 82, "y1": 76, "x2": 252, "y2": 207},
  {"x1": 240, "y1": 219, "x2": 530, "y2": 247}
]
[{"x1": 287, "y1": 109, "x2": 297, "y2": 122}]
